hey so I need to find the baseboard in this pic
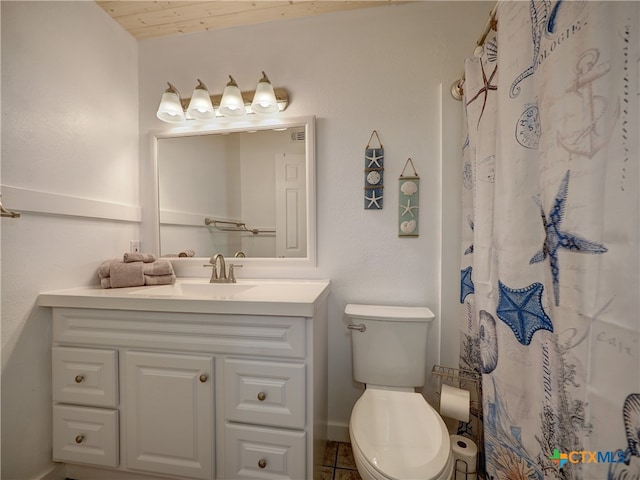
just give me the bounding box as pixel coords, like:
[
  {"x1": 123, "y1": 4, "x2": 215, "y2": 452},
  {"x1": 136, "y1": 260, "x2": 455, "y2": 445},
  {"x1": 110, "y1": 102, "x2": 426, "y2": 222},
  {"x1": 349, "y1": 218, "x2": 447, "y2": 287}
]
[
  {"x1": 33, "y1": 463, "x2": 66, "y2": 480},
  {"x1": 65, "y1": 465, "x2": 185, "y2": 480},
  {"x1": 327, "y1": 421, "x2": 350, "y2": 443}
]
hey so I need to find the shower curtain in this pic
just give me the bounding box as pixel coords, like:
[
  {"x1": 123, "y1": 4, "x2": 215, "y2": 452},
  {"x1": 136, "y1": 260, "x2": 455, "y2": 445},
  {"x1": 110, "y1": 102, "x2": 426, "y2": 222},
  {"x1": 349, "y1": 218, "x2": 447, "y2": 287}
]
[{"x1": 459, "y1": 2, "x2": 639, "y2": 479}]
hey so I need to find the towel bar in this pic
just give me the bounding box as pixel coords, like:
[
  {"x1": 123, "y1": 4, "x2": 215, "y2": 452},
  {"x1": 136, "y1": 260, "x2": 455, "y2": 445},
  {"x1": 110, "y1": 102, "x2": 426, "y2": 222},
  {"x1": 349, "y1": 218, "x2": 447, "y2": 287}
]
[
  {"x1": 0, "y1": 197, "x2": 20, "y2": 218},
  {"x1": 204, "y1": 217, "x2": 275, "y2": 235}
]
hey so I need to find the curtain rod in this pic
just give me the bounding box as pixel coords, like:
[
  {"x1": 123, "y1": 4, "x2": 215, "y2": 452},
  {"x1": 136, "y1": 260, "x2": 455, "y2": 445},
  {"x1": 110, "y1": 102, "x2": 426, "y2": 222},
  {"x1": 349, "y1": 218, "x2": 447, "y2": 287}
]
[{"x1": 451, "y1": 2, "x2": 498, "y2": 101}]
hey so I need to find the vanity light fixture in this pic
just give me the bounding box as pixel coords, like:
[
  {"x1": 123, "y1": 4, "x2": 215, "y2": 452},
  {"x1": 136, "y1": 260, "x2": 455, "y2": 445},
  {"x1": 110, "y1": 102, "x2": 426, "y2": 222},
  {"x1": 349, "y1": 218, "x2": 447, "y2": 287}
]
[
  {"x1": 156, "y1": 83, "x2": 186, "y2": 123},
  {"x1": 155, "y1": 72, "x2": 289, "y2": 124},
  {"x1": 186, "y1": 79, "x2": 215, "y2": 120},
  {"x1": 218, "y1": 75, "x2": 246, "y2": 117},
  {"x1": 251, "y1": 71, "x2": 279, "y2": 115}
]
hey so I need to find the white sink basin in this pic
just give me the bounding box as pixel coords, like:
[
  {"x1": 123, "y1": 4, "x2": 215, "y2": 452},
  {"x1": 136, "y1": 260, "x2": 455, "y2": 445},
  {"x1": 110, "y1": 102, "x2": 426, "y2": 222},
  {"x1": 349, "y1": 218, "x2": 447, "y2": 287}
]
[{"x1": 130, "y1": 282, "x2": 257, "y2": 298}]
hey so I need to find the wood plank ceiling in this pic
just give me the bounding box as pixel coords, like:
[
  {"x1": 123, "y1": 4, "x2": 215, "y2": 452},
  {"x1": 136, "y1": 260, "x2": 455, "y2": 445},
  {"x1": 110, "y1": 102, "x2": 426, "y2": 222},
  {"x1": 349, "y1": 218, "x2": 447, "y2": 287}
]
[{"x1": 97, "y1": 1, "x2": 404, "y2": 40}]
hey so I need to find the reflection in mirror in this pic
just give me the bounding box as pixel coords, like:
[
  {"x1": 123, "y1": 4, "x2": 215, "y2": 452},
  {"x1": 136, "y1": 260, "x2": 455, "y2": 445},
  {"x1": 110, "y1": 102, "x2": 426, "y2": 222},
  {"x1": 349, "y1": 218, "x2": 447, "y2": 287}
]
[{"x1": 155, "y1": 117, "x2": 314, "y2": 263}]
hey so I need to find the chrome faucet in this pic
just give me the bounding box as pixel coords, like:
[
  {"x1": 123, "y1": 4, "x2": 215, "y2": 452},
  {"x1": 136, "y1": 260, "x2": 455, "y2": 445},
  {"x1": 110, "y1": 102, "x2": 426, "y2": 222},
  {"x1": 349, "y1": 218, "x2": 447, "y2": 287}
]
[
  {"x1": 205, "y1": 254, "x2": 242, "y2": 283},
  {"x1": 212, "y1": 254, "x2": 226, "y2": 282}
]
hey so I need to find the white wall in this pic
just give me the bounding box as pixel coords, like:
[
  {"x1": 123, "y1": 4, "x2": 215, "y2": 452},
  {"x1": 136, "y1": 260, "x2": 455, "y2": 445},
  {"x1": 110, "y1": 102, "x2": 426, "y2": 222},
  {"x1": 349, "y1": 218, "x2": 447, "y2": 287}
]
[
  {"x1": 138, "y1": 2, "x2": 491, "y2": 440},
  {"x1": 1, "y1": 3, "x2": 138, "y2": 479}
]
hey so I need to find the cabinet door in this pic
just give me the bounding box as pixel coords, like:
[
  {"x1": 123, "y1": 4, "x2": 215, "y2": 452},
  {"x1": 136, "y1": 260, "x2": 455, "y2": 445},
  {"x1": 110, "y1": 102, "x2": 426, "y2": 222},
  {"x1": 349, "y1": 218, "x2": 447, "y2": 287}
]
[{"x1": 124, "y1": 351, "x2": 214, "y2": 480}]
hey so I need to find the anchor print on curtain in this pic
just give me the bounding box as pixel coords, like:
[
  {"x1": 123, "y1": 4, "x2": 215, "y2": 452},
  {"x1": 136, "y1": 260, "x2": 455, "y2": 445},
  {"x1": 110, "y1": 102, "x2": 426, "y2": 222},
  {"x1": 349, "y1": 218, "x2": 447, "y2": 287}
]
[{"x1": 458, "y1": 2, "x2": 639, "y2": 479}]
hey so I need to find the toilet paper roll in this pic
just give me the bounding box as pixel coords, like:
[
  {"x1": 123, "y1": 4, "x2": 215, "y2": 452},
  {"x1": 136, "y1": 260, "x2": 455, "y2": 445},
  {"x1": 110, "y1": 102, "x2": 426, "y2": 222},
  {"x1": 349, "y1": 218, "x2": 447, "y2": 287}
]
[
  {"x1": 440, "y1": 384, "x2": 470, "y2": 423},
  {"x1": 450, "y1": 434, "x2": 478, "y2": 479}
]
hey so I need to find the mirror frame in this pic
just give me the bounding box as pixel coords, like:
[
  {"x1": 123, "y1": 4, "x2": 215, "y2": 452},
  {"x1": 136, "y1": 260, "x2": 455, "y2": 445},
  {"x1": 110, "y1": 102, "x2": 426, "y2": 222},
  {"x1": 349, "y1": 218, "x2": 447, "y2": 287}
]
[{"x1": 149, "y1": 115, "x2": 316, "y2": 276}]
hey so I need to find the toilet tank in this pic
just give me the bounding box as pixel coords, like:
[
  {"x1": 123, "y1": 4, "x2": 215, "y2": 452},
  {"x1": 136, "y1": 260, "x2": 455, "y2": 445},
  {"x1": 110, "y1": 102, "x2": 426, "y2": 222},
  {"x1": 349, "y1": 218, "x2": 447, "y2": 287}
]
[{"x1": 346, "y1": 304, "x2": 435, "y2": 388}]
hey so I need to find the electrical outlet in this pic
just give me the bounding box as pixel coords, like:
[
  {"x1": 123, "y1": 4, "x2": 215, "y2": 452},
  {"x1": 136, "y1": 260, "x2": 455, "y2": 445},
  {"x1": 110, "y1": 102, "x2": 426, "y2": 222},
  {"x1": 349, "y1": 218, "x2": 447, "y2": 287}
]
[{"x1": 130, "y1": 240, "x2": 141, "y2": 253}]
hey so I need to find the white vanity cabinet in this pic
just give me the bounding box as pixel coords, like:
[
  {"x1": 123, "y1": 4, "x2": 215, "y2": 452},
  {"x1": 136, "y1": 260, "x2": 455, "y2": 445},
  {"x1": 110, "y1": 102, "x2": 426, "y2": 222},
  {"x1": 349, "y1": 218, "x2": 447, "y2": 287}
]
[{"x1": 42, "y1": 279, "x2": 329, "y2": 480}]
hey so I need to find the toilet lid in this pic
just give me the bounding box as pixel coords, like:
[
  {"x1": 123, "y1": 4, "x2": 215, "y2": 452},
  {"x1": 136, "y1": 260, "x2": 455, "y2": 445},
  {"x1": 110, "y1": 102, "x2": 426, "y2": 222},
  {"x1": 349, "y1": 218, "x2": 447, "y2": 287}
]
[
  {"x1": 345, "y1": 304, "x2": 435, "y2": 322},
  {"x1": 350, "y1": 389, "x2": 451, "y2": 480}
]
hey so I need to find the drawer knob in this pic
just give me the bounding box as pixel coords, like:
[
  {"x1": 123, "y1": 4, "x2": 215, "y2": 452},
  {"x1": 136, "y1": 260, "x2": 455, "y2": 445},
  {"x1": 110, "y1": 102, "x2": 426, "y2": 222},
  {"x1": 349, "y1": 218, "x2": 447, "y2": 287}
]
[
  {"x1": 258, "y1": 459, "x2": 267, "y2": 469},
  {"x1": 74, "y1": 375, "x2": 84, "y2": 383},
  {"x1": 257, "y1": 392, "x2": 266, "y2": 401},
  {"x1": 75, "y1": 435, "x2": 85, "y2": 444},
  {"x1": 199, "y1": 374, "x2": 208, "y2": 383}
]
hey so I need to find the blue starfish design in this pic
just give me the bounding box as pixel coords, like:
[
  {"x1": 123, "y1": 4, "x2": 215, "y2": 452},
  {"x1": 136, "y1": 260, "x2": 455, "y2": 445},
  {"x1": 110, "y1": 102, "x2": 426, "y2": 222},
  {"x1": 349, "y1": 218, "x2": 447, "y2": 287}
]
[
  {"x1": 496, "y1": 281, "x2": 553, "y2": 345},
  {"x1": 530, "y1": 170, "x2": 608, "y2": 306},
  {"x1": 460, "y1": 266, "x2": 475, "y2": 303}
]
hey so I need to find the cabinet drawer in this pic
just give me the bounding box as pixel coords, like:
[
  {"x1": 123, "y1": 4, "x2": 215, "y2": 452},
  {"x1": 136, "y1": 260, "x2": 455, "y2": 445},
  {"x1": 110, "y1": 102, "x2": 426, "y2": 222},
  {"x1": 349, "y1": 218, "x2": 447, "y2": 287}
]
[
  {"x1": 224, "y1": 423, "x2": 305, "y2": 480},
  {"x1": 53, "y1": 404, "x2": 118, "y2": 468},
  {"x1": 52, "y1": 347, "x2": 118, "y2": 408},
  {"x1": 224, "y1": 359, "x2": 305, "y2": 429}
]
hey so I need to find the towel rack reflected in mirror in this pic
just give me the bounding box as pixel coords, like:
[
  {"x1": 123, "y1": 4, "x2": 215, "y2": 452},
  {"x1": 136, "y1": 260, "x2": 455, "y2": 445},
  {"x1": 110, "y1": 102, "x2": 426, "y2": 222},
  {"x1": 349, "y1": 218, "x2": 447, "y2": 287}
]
[{"x1": 204, "y1": 217, "x2": 275, "y2": 235}]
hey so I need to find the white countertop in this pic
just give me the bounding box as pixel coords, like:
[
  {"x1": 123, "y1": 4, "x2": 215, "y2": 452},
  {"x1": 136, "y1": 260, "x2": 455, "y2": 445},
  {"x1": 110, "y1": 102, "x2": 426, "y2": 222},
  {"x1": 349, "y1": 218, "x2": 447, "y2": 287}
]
[{"x1": 38, "y1": 278, "x2": 331, "y2": 317}]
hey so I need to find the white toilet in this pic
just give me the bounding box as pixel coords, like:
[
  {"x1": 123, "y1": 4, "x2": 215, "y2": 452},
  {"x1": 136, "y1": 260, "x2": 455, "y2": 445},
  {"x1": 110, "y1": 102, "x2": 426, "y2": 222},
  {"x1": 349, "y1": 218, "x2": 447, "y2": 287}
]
[{"x1": 346, "y1": 304, "x2": 453, "y2": 480}]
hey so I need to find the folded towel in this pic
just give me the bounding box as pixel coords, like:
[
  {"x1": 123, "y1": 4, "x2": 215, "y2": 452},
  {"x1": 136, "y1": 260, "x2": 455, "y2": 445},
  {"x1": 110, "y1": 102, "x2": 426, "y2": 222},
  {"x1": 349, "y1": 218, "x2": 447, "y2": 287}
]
[
  {"x1": 142, "y1": 260, "x2": 174, "y2": 276},
  {"x1": 101, "y1": 274, "x2": 175, "y2": 288},
  {"x1": 98, "y1": 258, "x2": 119, "y2": 279},
  {"x1": 144, "y1": 274, "x2": 176, "y2": 286},
  {"x1": 178, "y1": 249, "x2": 195, "y2": 257},
  {"x1": 99, "y1": 257, "x2": 176, "y2": 288},
  {"x1": 110, "y1": 261, "x2": 144, "y2": 288},
  {"x1": 123, "y1": 252, "x2": 156, "y2": 263}
]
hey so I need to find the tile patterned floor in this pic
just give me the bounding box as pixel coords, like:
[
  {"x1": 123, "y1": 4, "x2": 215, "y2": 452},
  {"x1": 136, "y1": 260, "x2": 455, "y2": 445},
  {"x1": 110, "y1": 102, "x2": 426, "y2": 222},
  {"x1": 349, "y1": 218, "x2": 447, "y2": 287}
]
[{"x1": 320, "y1": 441, "x2": 362, "y2": 480}]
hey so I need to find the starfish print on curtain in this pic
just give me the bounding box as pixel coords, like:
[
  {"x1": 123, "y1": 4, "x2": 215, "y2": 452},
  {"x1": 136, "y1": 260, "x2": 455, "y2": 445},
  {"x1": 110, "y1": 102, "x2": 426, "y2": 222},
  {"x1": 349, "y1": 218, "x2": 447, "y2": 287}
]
[
  {"x1": 496, "y1": 281, "x2": 553, "y2": 345},
  {"x1": 466, "y1": 61, "x2": 498, "y2": 128},
  {"x1": 460, "y1": 266, "x2": 475, "y2": 303},
  {"x1": 464, "y1": 215, "x2": 474, "y2": 255},
  {"x1": 529, "y1": 170, "x2": 608, "y2": 306}
]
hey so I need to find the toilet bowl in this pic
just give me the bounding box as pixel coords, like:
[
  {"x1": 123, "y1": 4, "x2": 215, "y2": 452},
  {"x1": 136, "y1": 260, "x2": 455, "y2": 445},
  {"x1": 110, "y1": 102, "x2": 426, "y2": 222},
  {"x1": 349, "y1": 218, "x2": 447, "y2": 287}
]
[
  {"x1": 345, "y1": 304, "x2": 453, "y2": 480},
  {"x1": 349, "y1": 387, "x2": 453, "y2": 480}
]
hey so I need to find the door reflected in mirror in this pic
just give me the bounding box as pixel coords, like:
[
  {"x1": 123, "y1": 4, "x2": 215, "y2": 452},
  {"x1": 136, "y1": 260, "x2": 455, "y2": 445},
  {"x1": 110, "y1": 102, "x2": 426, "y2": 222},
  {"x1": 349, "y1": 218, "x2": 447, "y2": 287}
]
[{"x1": 155, "y1": 117, "x2": 314, "y2": 262}]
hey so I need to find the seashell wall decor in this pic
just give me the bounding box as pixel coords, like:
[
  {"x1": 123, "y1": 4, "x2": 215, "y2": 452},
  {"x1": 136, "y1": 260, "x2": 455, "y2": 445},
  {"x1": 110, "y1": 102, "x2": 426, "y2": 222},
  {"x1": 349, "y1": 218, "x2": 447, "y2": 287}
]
[{"x1": 398, "y1": 158, "x2": 419, "y2": 237}]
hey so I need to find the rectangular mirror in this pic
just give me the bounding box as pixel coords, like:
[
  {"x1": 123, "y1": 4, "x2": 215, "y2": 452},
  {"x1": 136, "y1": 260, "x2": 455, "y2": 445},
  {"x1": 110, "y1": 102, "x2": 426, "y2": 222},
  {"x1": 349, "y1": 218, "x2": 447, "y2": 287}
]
[{"x1": 151, "y1": 116, "x2": 316, "y2": 269}]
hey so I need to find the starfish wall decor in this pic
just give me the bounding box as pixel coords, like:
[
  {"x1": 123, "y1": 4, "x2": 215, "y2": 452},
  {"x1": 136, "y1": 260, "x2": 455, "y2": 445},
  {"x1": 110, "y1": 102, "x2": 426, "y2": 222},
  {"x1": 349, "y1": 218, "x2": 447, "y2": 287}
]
[{"x1": 398, "y1": 159, "x2": 420, "y2": 237}]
